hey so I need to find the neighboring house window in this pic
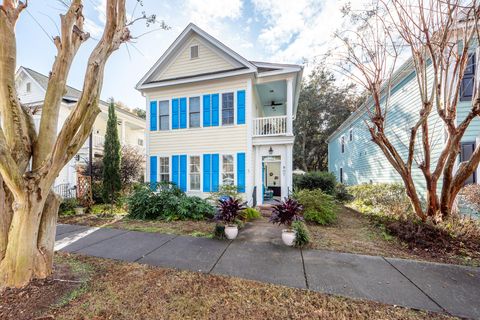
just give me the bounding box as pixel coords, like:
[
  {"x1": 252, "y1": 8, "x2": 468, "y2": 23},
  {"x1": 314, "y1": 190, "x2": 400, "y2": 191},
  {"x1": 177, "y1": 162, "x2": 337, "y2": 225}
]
[
  {"x1": 341, "y1": 136, "x2": 345, "y2": 153},
  {"x1": 222, "y1": 92, "x2": 234, "y2": 125},
  {"x1": 349, "y1": 129, "x2": 353, "y2": 141},
  {"x1": 26, "y1": 82, "x2": 31, "y2": 93},
  {"x1": 222, "y1": 154, "x2": 234, "y2": 185},
  {"x1": 159, "y1": 100, "x2": 169, "y2": 131},
  {"x1": 189, "y1": 156, "x2": 201, "y2": 190},
  {"x1": 189, "y1": 97, "x2": 200, "y2": 128},
  {"x1": 461, "y1": 142, "x2": 477, "y2": 184},
  {"x1": 340, "y1": 168, "x2": 343, "y2": 183},
  {"x1": 190, "y1": 45, "x2": 199, "y2": 59},
  {"x1": 159, "y1": 157, "x2": 170, "y2": 182},
  {"x1": 460, "y1": 53, "x2": 476, "y2": 101},
  {"x1": 137, "y1": 139, "x2": 144, "y2": 146}
]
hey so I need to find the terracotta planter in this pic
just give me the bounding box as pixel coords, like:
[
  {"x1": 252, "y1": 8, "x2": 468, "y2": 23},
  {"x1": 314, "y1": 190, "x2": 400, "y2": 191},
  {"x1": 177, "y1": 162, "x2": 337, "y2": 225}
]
[
  {"x1": 282, "y1": 229, "x2": 296, "y2": 246},
  {"x1": 224, "y1": 225, "x2": 238, "y2": 240}
]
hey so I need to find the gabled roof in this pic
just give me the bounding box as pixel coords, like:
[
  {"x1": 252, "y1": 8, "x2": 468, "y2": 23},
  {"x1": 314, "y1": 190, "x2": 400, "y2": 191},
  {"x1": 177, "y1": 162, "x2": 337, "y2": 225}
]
[{"x1": 17, "y1": 66, "x2": 144, "y2": 122}]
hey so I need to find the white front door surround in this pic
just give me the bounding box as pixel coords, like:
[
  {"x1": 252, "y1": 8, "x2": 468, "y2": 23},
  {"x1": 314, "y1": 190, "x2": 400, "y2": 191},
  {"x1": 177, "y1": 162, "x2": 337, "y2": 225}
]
[{"x1": 254, "y1": 144, "x2": 293, "y2": 205}]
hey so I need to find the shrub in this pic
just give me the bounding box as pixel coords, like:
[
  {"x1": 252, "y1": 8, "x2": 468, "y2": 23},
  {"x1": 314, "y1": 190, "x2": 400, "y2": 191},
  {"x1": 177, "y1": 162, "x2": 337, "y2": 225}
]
[
  {"x1": 269, "y1": 198, "x2": 304, "y2": 227},
  {"x1": 243, "y1": 207, "x2": 261, "y2": 221},
  {"x1": 334, "y1": 183, "x2": 353, "y2": 202},
  {"x1": 347, "y1": 183, "x2": 412, "y2": 218},
  {"x1": 59, "y1": 198, "x2": 78, "y2": 216},
  {"x1": 460, "y1": 184, "x2": 480, "y2": 212},
  {"x1": 293, "y1": 171, "x2": 337, "y2": 195},
  {"x1": 295, "y1": 189, "x2": 337, "y2": 225},
  {"x1": 208, "y1": 185, "x2": 241, "y2": 201},
  {"x1": 127, "y1": 183, "x2": 214, "y2": 221},
  {"x1": 215, "y1": 196, "x2": 247, "y2": 225},
  {"x1": 292, "y1": 221, "x2": 310, "y2": 248}
]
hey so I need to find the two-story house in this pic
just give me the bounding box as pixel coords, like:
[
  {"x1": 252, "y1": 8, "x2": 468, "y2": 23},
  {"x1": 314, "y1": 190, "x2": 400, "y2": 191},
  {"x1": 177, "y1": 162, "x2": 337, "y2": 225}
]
[
  {"x1": 15, "y1": 67, "x2": 146, "y2": 197},
  {"x1": 327, "y1": 51, "x2": 480, "y2": 198},
  {"x1": 136, "y1": 23, "x2": 303, "y2": 205}
]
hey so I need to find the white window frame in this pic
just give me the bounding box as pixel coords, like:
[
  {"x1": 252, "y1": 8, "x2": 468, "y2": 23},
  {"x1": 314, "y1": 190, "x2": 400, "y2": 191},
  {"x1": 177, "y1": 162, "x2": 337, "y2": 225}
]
[
  {"x1": 221, "y1": 92, "x2": 235, "y2": 126},
  {"x1": 188, "y1": 96, "x2": 201, "y2": 129},
  {"x1": 158, "y1": 156, "x2": 170, "y2": 183},
  {"x1": 158, "y1": 100, "x2": 170, "y2": 131},
  {"x1": 221, "y1": 153, "x2": 235, "y2": 186},
  {"x1": 190, "y1": 45, "x2": 199, "y2": 59},
  {"x1": 188, "y1": 155, "x2": 202, "y2": 191}
]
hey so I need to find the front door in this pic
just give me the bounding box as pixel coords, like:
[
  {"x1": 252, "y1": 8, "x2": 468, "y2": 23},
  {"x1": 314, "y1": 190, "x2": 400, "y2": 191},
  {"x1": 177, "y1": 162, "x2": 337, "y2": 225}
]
[{"x1": 262, "y1": 155, "x2": 282, "y2": 202}]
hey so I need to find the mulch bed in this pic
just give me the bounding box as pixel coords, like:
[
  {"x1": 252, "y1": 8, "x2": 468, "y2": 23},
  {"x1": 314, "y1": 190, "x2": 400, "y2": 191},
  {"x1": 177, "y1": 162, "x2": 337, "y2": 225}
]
[{"x1": 0, "y1": 261, "x2": 83, "y2": 320}]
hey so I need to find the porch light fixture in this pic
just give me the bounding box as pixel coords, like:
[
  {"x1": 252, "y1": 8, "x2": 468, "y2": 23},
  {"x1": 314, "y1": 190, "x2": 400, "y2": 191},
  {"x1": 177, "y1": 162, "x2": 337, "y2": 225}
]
[{"x1": 268, "y1": 146, "x2": 273, "y2": 155}]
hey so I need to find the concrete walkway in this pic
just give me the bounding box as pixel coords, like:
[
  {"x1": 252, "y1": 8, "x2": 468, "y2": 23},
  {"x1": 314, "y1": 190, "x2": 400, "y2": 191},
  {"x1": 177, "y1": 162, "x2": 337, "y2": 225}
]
[{"x1": 55, "y1": 223, "x2": 480, "y2": 319}]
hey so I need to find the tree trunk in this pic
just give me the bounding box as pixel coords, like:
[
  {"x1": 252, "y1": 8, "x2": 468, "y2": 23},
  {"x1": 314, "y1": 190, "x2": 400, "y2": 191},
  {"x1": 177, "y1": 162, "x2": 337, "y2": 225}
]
[{"x1": 0, "y1": 190, "x2": 59, "y2": 288}]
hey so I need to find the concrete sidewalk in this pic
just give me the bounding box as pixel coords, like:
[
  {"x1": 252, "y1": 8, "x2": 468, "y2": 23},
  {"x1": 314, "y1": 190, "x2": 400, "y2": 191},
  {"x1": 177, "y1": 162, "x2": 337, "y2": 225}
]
[{"x1": 55, "y1": 223, "x2": 480, "y2": 319}]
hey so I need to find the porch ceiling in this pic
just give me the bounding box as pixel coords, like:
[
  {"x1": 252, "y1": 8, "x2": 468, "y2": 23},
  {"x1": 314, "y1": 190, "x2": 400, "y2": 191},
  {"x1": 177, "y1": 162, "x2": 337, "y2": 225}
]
[{"x1": 255, "y1": 80, "x2": 286, "y2": 116}]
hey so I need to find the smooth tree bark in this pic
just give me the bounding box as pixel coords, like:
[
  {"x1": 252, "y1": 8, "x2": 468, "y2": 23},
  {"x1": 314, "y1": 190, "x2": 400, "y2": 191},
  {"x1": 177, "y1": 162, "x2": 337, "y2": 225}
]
[
  {"x1": 0, "y1": 0, "x2": 134, "y2": 288},
  {"x1": 336, "y1": 0, "x2": 480, "y2": 221}
]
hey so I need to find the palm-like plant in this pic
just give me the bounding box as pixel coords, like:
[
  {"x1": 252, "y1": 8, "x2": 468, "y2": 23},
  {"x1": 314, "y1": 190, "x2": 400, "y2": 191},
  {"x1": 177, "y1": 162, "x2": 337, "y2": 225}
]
[
  {"x1": 270, "y1": 198, "x2": 304, "y2": 228},
  {"x1": 215, "y1": 196, "x2": 247, "y2": 225}
]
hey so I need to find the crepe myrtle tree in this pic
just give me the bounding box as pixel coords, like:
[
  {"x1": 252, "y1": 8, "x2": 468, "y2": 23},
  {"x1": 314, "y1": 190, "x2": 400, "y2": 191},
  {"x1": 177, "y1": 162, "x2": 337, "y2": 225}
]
[
  {"x1": 335, "y1": 0, "x2": 480, "y2": 222},
  {"x1": 0, "y1": 0, "x2": 160, "y2": 288}
]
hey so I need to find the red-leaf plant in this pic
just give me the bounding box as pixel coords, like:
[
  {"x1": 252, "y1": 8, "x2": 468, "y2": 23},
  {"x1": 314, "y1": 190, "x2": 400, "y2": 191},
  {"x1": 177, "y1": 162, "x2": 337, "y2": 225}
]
[
  {"x1": 269, "y1": 197, "x2": 304, "y2": 229},
  {"x1": 215, "y1": 196, "x2": 247, "y2": 225}
]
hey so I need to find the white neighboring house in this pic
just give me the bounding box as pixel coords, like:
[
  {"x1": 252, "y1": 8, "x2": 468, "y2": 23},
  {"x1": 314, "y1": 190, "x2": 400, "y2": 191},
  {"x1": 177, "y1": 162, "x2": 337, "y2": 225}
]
[
  {"x1": 136, "y1": 23, "x2": 303, "y2": 205},
  {"x1": 15, "y1": 66, "x2": 146, "y2": 197}
]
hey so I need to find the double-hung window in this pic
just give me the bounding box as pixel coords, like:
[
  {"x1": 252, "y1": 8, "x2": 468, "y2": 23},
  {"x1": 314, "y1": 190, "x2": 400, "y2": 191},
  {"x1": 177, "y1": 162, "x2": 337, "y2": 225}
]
[
  {"x1": 341, "y1": 136, "x2": 345, "y2": 153},
  {"x1": 222, "y1": 155, "x2": 234, "y2": 185},
  {"x1": 222, "y1": 92, "x2": 234, "y2": 125},
  {"x1": 189, "y1": 156, "x2": 201, "y2": 190},
  {"x1": 159, "y1": 100, "x2": 169, "y2": 131},
  {"x1": 460, "y1": 53, "x2": 476, "y2": 101},
  {"x1": 159, "y1": 157, "x2": 169, "y2": 182},
  {"x1": 189, "y1": 97, "x2": 200, "y2": 128}
]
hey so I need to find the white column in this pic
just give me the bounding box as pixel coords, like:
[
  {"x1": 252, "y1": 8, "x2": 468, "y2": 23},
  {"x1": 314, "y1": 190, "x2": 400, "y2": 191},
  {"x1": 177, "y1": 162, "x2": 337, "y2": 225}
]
[
  {"x1": 246, "y1": 78, "x2": 254, "y2": 204},
  {"x1": 286, "y1": 144, "x2": 293, "y2": 196},
  {"x1": 255, "y1": 146, "x2": 263, "y2": 205},
  {"x1": 286, "y1": 78, "x2": 293, "y2": 135},
  {"x1": 121, "y1": 120, "x2": 126, "y2": 145}
]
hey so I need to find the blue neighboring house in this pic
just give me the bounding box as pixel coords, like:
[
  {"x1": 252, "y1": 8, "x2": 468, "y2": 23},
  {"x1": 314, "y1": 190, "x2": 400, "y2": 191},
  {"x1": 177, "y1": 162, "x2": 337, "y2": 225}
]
[{"x1": 327, "y1": 53, "x2": 480, "y2": 198}]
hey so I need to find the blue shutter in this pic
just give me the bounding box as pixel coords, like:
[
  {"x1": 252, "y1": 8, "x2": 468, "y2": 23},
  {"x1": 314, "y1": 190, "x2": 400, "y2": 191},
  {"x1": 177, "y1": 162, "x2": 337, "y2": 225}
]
[
  {"x1": 212, "y1": 153, "x2": 219, "y2": 191},
  {"x1": 180, "y1": 97, "x2": 187, "y2": 129},
  {"x1": 237, "y1": 90, "x2": 245, "y2": 125},
  {"x1": 149, "y1": 156, "x2": 157, "y2": 190},
  {"x1": 149, "y1": 101, "x2": 157, "y2": 131},
  {"x1": 237, "y1": 152, "x2": 245, "y2": 192},
  {"x1": 203, "y1": 95, "x2": 211, "y2": 127},
  {"x1": 203, "y1": 154, "x2": 211, "y2": 192},
  {"x1": 172, "y1": 155, "x2": 179, "y2": 186},
  {"x1": 211, "y1": 94, "x2": 219, "y2": 126},
  {"x1": 172, "y1": 98, "x2": 179, "y2": 129},
  {"x1": 180, "y1": 155, "x2": 187, "y2": 192}
]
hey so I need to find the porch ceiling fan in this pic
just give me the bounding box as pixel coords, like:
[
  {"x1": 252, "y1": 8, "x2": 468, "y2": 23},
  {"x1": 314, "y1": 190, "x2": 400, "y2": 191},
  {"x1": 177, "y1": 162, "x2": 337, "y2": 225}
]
[{"x1": 264, "y1": 101, "x2": 284, "y2": 110}]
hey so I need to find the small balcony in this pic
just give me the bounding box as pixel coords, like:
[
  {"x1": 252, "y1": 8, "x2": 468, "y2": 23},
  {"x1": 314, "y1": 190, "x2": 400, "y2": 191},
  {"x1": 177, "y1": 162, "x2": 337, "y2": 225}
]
[{"x1": 253, "y1": 116, "x2": 288, "y2": 136}]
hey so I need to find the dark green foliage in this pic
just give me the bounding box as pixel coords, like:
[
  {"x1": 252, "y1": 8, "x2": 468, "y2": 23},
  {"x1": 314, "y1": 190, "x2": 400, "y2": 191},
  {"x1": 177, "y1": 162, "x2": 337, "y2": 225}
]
[
  {"x1": 59, "y1": 198, "x2": 79, "y2": 216},
  {"x1": 293, "y1": 171, "x2": 337, "y2": 195},
  {"x1": 215, "y1": 196, "x2": 247, "y2": 224},
  {"x1": 213, "y1": 224, "x2": 226, "y2": 240},
  {"x1": 102, "y1": 100, "x2": 122, "y2": 204},
  {"x1": 91, "y1": 181, "x2": 104, "y2": 204},
  {"x1": 295, "y1": 189, "x2": 337, "y2": 225},
  {"x1": 334, "y1": 183, "x2": 353, "y2": 202},
  {"x1": 294, "y1": 64, "x2": 361, "y2": 171},
  {"x1": 292, "y1": 221, "x2": 310, "y2": 248},
  {"x1": 127, "y1": 183, "x2": 215, "y2": 221},
  {"x1": 270, "y1": 198, "x2": 304, "y2": 227}
]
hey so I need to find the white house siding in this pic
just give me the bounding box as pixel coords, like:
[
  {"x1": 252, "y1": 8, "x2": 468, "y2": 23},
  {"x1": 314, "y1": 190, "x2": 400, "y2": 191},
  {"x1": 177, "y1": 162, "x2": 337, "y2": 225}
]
[
  {"x1": 16, "y1": 72, "x2": 46, "y2": 104},
  {"x1": 155, "y1": 35, "x2": 237, "y2": 81},
  {"x1": 146, "y1": 75, "x2": 250, "y2": 197},
  {"x1": 328, "y1": 65, "x2": 446, "y2": 200}
]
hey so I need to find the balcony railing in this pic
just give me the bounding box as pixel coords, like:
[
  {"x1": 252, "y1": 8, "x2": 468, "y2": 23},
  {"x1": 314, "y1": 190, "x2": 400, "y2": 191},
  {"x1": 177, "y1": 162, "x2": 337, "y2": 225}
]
[{"x1": 253, "y1": 116, "x2": 288, "y2": 136}]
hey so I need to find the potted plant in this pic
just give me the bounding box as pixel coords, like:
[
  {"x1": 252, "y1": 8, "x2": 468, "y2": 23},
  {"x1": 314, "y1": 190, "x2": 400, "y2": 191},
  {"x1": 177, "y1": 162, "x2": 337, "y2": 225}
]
[
  {"x1": 74, "y1": 204, "x2": 85, "y2": 215},
  {"x1": 269, "y1": 198, "x2": 304, "y2": 246},
  {"x1": 215, "y1": 196, "x2": 246, "y2": 240}
]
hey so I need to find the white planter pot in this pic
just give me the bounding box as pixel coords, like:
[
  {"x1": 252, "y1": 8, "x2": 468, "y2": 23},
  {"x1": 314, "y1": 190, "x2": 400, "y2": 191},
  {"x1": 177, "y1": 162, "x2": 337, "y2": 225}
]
[
  {"x1": 282, "y1": 229, "x2": 296, "y2": 246},
  {"x1": 224, "y1": 225, "x2": 238, "y2": 240},
  {"x1": 74, "y1": 207, "x2": 85, "y2": 215}
]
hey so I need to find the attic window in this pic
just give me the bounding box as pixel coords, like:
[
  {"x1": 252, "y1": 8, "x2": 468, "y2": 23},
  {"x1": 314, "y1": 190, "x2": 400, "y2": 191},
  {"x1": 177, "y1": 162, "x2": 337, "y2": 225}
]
[
  {"x1": 26, "y1": 82, "x2": 31, "y2": 93},
  {"x1": 190, "y1": 45, "x2": 199, "y2": 59}
]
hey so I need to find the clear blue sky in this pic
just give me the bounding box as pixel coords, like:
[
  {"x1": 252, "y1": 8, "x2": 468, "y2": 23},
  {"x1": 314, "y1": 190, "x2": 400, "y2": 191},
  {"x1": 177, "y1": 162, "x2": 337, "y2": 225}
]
[{"x1": 16, "y1": 0, "x2": 355, "y2": 109}]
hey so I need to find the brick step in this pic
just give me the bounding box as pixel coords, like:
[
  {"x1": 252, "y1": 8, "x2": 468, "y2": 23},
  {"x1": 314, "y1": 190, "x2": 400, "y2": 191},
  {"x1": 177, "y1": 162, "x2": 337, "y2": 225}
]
[{"x1": 256, "y1": 204, "x2": 275, "y2": 217}]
